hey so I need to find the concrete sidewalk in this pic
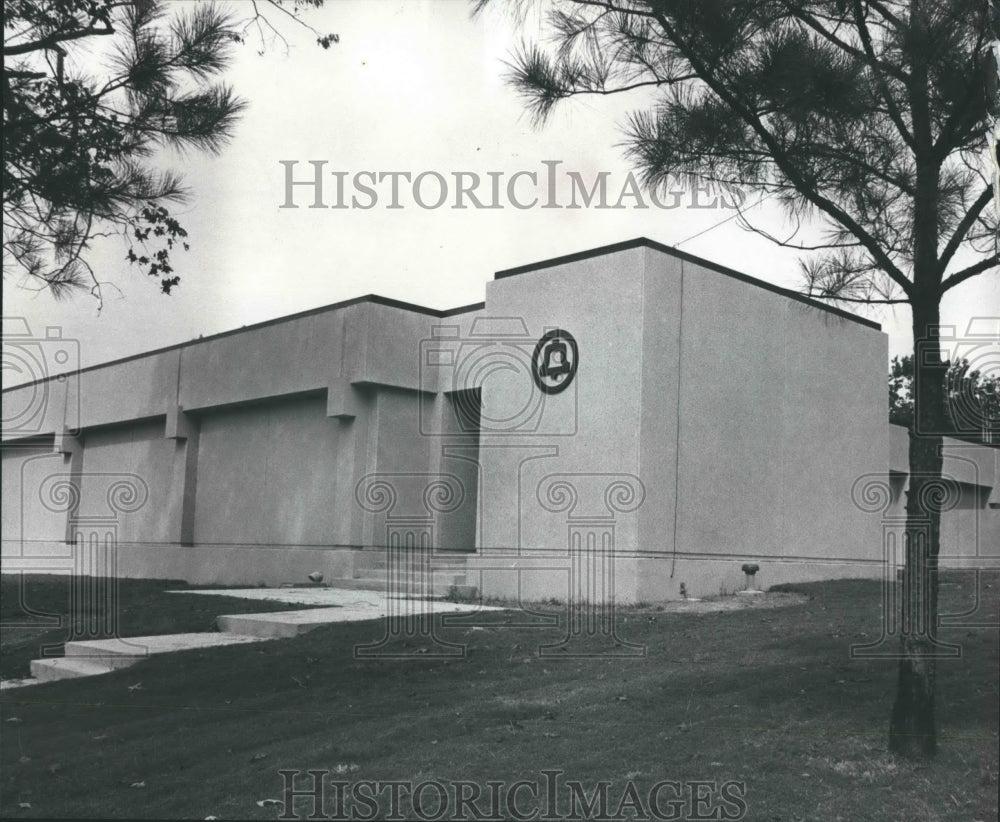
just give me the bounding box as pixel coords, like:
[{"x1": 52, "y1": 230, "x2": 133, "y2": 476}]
[
  {"x1": 2, "y1": 587, "x2": 502, "y2": 688},
  {"x1": 182, "y1": 586, "x2": 503, "y2": 638}
]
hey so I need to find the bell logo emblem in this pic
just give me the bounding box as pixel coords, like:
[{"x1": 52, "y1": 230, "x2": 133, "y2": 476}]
[{"x1": 531, "y1": 329, "x2": 578, "y2": 394}]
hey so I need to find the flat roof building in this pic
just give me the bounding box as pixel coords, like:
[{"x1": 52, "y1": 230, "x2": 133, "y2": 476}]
[{"x1": 3, "y1": 239, "x2": 997, "y2": 603}]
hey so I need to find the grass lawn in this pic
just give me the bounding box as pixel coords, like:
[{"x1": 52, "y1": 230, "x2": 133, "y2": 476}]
[{"x1": 0, "y1": 573, "x2": 996, "y2": 820}]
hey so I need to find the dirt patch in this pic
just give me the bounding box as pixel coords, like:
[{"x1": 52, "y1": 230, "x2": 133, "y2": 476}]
[
  {"x1": 481, "y1": 590, "x2": 810, "y2": 614},
  {"x1": 633, "y1": 591, "x2": 809, "y2": 614}
]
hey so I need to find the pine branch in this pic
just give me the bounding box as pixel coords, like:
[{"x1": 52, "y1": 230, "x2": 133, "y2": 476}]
[
  {"x1": 4, "y1": 25, "x2": 115, "y2": 57},
  {"x1": 646, "y1": 5, "x2": 914, "y2": 297},
  {"x1": 937, "y1": 185, "x2": 996, "y2": 276},
  {"x1": 939, "y1": 253, "x2": 1000, "y2": 292}
]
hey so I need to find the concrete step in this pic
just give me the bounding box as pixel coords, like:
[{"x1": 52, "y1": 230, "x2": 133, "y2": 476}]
[
  {"x1": 218, "y1": 596, "x2": 487, "y2": 639},
  {"x1": 0, "y1": 678, "x2": 38, "y2": 690},
  {"x1": 31, "y1": 657, "x2": 119, "y2": 682},
  {"x1": 64, "y1": 633, "x2": 265, "y2": 663},
  {"x1": 219, "y1": 608, "x2": 354, "y2": 639},
  {"x1": 28, "y1": 633, "x2": 270, "y2": 683},
  {"x1": 63, "y1": 637, "x2": 151, "y2": 669}
]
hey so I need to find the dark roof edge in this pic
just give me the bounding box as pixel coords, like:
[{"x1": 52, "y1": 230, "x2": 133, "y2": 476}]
[
  {"x1": 2, "y1": 296, "x2": 486, "y2": 393},
  {"x1": 439, "y1": 301, "x2": 486, "y2": 317},
  {"x1": 495, "y1": 237, "x2": 882, "y2": 331}
]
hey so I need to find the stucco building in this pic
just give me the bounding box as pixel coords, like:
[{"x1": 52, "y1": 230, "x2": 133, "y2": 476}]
[{"x1": 3, "y1": 239, "x2": 997, "y2": 602}]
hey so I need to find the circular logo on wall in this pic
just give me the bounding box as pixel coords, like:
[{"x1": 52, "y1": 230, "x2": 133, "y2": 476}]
[{"x1": 531, "y1": 329, "x2": 579, "y2": 394}]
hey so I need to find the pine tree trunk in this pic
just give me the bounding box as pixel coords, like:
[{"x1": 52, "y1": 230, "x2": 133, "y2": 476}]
[{"x1": 888, "y1": 298, "x2": 945, "y2": 757}]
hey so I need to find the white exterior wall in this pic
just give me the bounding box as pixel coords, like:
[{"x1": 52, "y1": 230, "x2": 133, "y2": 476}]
[{"x1": 4, "y1": 240, "x2": 996, "y2": 599}]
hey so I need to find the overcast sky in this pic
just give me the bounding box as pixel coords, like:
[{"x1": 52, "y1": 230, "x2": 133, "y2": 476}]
[{"x1": 3, "y1": 0, "x2": 998, "y2": 386}]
